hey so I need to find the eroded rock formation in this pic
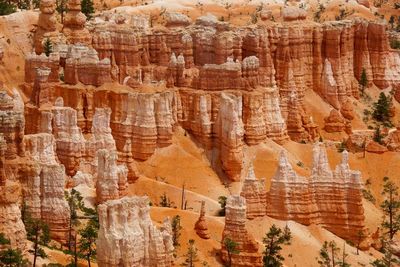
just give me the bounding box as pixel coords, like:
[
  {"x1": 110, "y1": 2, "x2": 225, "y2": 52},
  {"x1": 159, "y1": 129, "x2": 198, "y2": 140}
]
[
  {"x1": 62, "y1": 0, "x2": 91, "y2": 45},
  {"x1": 0, "y1": 181, "x2": 27, "y2": 250},
  {"x1": 267, "y1": 144, "x2": 365, "y2": 243},
  {"x1": 21, "y1": 133, "x2": 70, "y2": 241},
  {"x1": 96, "y1": 196, "x2": 174, "y2": 267},
  {"x1": 221, "y1": 195, "x2": 262, "y2": 267},
  {"x1": 96, "y1": 149, "x2": 128, "y2": 204},
  {"x1": 194, "y1": 200, "x2": 210, "y2": 239},
  {"x1": 0, "y1": 90, "x2": 25, "y2": 159},
  {"x1": 240, "y1": 163, "x2": 267, "y2": 219},
  {"x1": 216, "y1": 93, "x2": 244, "y2": 181},
  {"x1": 34, "y1": 0, "x2": 60, "y2": 54}
]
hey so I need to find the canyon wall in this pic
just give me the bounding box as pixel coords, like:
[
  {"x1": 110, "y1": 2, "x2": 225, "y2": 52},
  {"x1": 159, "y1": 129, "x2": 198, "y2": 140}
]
[
  {"x1": 221, "y1": 195, "x2": 263, "y2": 267},
  {"x1": 238, "y1": 143, "x2": 365, "y2": 243},
  {"x1": 96, "y1": 196, "x2": 174, "y2": 267}
]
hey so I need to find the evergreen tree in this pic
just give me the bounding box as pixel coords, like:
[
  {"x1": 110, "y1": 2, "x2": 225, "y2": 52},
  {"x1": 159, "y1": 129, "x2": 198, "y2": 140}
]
[
  {"x1": 65, "y1": 189, "x2": 84, "y2": 251},
  {"x1": 81, "y1": 0, "x2": 94, "y2": 20},
  {"x1": 218, "y1": 196, "x2": 227, "y2": 216},
  {"x1": 171, "y1": 215, "x2": 182, "y2": 248},
  {"x1": 381, "y1": 177, "x2": 400, "y2": 240},
  {"x1": 317, "y1": 241, "x2": 340, "y2": 267},
  {"x1": 56, "y1": 0, "x2": 68, "y2": 23},
  {"x1": 359, "y1": 68, "x2": 368, "y2": 96},
  {"x1": 25, "y1": 217, "x2": 50, "y2": 267},
  {"x1": 262, "y1": 224, "x2": 292, "y2": 267},
  {"x1": 389, "y1": 15, "x2": 395, "y2": 29},
  {"x1": 78, "y1": 223, "x2": 97, "y2": 267},
  {"x1": 43, "y1": 38, "x2": 53, "y2": 57},
  {"x1": 371, "y1": 240, "x2": 400, "y2": 267},
  {"x1": 372, "y1": 92, "x2": 391, "y2": 125},
  {"x1": 159, "y1": 192, "x2": 172, "y2": 207},
  {"x1": 0, "y1": 233, "x2": 10, "y2": 245},
  {"x1": 0, "y1": 0, "x2": 16, "y2": 16},
  {"x1": 223, "y1": 238, "x2": 239, "y2": 267},
  {"x1": 356, "y1": 230, "x2": 365, "y2": 255},
  {"x1": 0, "y1": 248, "x2": 29, "y2": 267},
  {"x1": 373, "y1": 126, "x2": 384, "y2": 145},
  {"x1": 182, "y1": 239, "x2": 198, "y2": 267}
]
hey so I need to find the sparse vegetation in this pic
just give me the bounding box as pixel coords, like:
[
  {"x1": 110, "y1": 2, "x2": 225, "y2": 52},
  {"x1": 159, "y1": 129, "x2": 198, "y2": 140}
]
[
  {"x1": 371, "y1": 240, "x2": 400, "y2": 266},
  {"x1": 25, "y1": 217, "x2": 50, "y2": 267},
  {"x1": 171, "y1": 215, "x2": 182, "y2": 249},
  {"x1": 56, "y1": 0, "x2": 68, "y2": 23},
  {"x1": 317, "y1": 240, "x2": 350, "y2": 267},
  {"x1": 372, "y1": 92, "x2": 392, "y2": 127},
  {"x1": 159, "y1": 192, "x2": 172, "y2": 207},
  {"x1": 223, "y1": 238, "x2": 239, "y2": 267},
  {"x1": 218, "y1": 196, "x2": 227, "y2": 216},
  {"x1": 182, "y1": 239, "x2": 198, "y2": 267},
  {"x1": 81, "y1": 0, "x2": 94, "y2": 20},
  {"x1": 43, "y1": 38, "x2": 53, "y2": 57},
  {"x1": 262, "y1": 224, "x2": 292, "y2": 267},
  {"x1": 0, "y1": 0, "x2": 16, "y2": 16},
  {"x1": 390, "y1": 39, "x2": 400, "y2": 50},
  {"x1": 373, "y1": 126, "x2": 384, "y2": 145},
  {"x1": 0, "y1": 233, "x2": 29, "y2": 267},
  {"x1": 359, "y1": 68, "x2": 368, "y2": 96},
  {"x1": 78, "y1": 222, "x2": 97, "y2": 267},
  {"x1": 314, "y1": 4, "x2": 325, "y2": 22},
  {"x1": 380, "y1": 177, "x2": 400, "y2": 240},
  {"x1": 362, "y1": 181, "x2": 376, "y2": 204}
]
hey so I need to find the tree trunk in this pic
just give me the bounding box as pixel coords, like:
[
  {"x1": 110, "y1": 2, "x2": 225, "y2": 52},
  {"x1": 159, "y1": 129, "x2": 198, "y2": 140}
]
[
  {"x1": 74, "y1": 233, "x2": 78, "y2": 266},
  {"x1": 33, "y1": 232, "x2": 38, "y2": 267}
]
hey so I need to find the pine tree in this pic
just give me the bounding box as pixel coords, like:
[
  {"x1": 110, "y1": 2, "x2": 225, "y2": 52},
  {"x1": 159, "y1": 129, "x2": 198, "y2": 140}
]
[
  {"x1": 159, "y1": 192, "x2": 171, "y2": 207},
  {"x1": 78, "y1": 223, "x2": 97, "y2": 267},
  {"x1": 262, "y1": 224, "x2": 292, "y2": 267},
  {"x1": 218, "y1": 196, "x2": 227, "y2": 216},
  {"x1": 317, "y1": 241, "x2": 340, "y2": 267},
  {"x1": 373, "y1": 126, "x2": 384, "y2": 145},
  {"x1": 65, "y1": 189, "x2": 84, "y2": 251},
  {"x1": 223, "y1": 238, "x2": 239, "y2": 267},
  {"x1": 0, "y1": 248, "x2": 29, "y2": 267},
  {"x1": 81, "y1": 0, "x2": 94, "y2": 20},
  {"x1": 0, "y1": 0, "x2": 16, "y2": 16},
  {"x1": 372, "y1": 92, "x2": 391, "y2": 125},
  {"x1": 43, "y1": 38, "x2": 53, "y2": 57},
  {"x1": 182, "y1": 239, "x2": 198, "y2": 267},
  {"x1": 25, "y1": 217, "x2": 50, "y2": 267},
  {"x1": 356, "y1": 230, "x2": 365, "y2": 255},
  {"x1": 171, "y1": 215, "x2": 182, "y2": 248},
  {"x1": 389, "y1": 15, "x2": 395, "y2": 29},
  {"x1": 56, "y1": 0, "x2": 68, "y2": 23},
  {"x1": 381, "y1": 177, "x2": 400, "y2": 240},
  {"x1": 359, "y1": 68, "x2": 368, "y2": 96},
  {"x1": 0, "y1": 233, "x2": 10, "y2": 245},
  {"x1": 371, "y1": 239, "x2": 400, "y2": 267}
]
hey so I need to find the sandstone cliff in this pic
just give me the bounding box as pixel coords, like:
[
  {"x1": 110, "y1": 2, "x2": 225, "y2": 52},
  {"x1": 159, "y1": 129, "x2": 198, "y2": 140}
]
[{"x1": 96, "y1": 196, "x2": 174, "y2": 267}]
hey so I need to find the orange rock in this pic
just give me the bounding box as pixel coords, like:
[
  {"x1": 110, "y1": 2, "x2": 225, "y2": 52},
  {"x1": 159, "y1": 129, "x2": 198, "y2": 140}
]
[
  {"x1": 62, "y1": 0, "x2": 91, "y2": 45},
  {"x1": 0, "y1": 90, "x2": 25, "y2": 159},
  {"x1": 0, "y1": 181, "x2": 27, "y2": 250},
  {"x1": 96, "y1": 149, "x2": 128, "y2": 204},
  {"x1": 324, "y1": 109, "x2": 346, "y2": 133},
  {"x1": 267, "y1": 144, "x2": 366, "y2": 244},
  {"x1": 97, "y1": 197, "x2": 174, "y2": 266},
  {"x1": 365, "y1": 140, "x2": 388, "y2": 154},
  {"x1": 194, "y1": 201, "x2": 210, "y2": 239},
  {"x1": 240, "y1": 163, "x2": 267, "y2": 219},
  {"x1": 34, "y1": 0, "x2": 61, "y2": 54},
  {"x1": 221, "y1": 195, "x2": 262, "y2": 267},
  {"x1": 216, "y1": 93, "x2": 244, "y2": 181}
]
